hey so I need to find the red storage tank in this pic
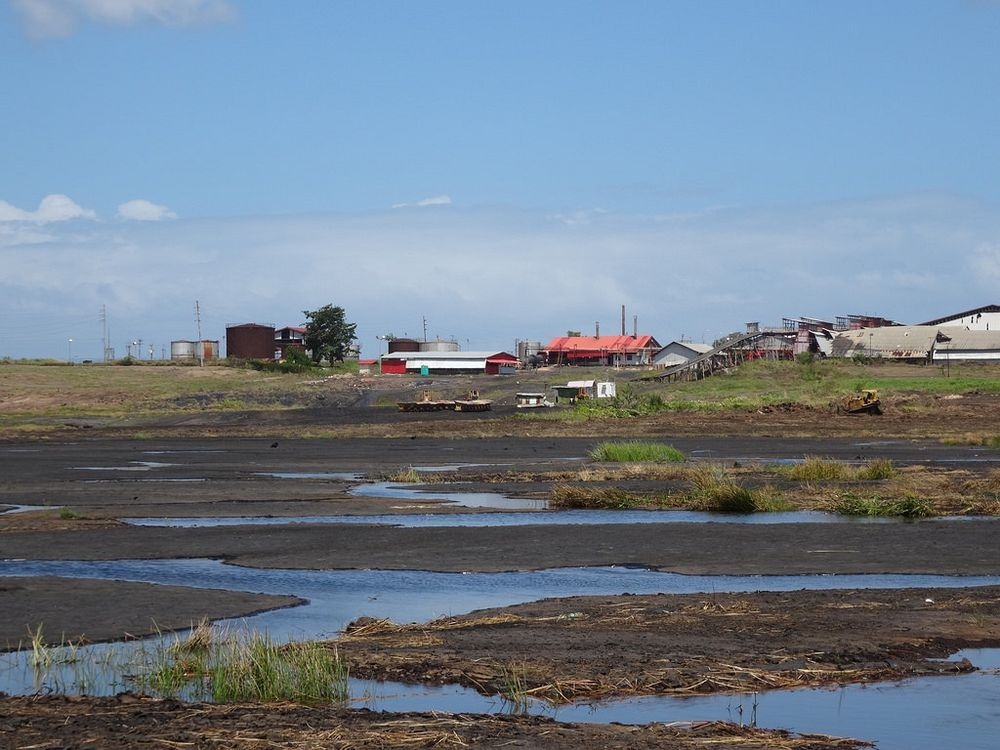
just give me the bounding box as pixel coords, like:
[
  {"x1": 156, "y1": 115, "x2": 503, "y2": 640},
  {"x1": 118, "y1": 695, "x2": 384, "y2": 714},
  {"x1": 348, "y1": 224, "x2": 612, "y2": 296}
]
[{"x1": 226, "y1": 323, "x2": 276, "y2": 360}]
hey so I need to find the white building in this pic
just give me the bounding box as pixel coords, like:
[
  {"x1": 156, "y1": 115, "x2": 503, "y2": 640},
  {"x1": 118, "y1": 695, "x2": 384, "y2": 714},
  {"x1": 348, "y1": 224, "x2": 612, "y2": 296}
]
[
  {"x1": 919, "y1": 304, "x2": 1000, "y2": 331},
  {"x1": 652, "y1": 341, "x2": 715, "y2": 368}
]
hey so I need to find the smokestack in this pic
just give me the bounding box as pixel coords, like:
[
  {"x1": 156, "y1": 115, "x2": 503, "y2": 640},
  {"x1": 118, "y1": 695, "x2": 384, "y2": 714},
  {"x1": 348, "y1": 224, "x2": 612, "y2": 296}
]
[
  {"x1": 633, "y1": 315, "x2": 638, "y2": 338},
  {"x1": 595, "y1": 321, "x2": 600, "y2": 337},
  {"x1": 621, "y1": 305, "x2": 626, "y2": 336}
]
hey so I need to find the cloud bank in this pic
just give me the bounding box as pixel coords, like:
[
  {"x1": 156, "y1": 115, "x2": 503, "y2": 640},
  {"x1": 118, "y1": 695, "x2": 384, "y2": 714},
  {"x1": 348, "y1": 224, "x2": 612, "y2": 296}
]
[
  {"x1": 1, "y1": 193, "x2": 997, "y2": 360},
  {"x1": 392, "y1": 195, "x2": 452, "y2": 209},
  {"x1": 0, "y1": 194, "x2": 96, "y2": 222},
  {"x1": 117, "y1": 199, "x2": 177, "y2": 221},
  {"x1": 11, "y1": 0, "x2": 237, "y2": 38}
]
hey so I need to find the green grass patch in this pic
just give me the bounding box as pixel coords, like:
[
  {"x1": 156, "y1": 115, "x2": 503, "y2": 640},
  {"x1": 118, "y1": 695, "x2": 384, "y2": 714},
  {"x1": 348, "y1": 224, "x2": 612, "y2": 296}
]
[
  {"x1": 854, "y1": 458, "x2": 897, "y2": 480},
  {"x1": 832, "y1": 494, "x2": 933, "y2": 518},
  {"x1": 783, "y1": 457, "x2": 851, "y2": 481},
  {"x1": 138, "y1": 630, "x2": 349, "y2": 703},
  {"x1": 589, "y1": 441, "x2": 685, "y2": 463},
  {"x1": 779, "y1": 457, "x2": 896, "y2": 481},
  {"x1": 385, "y1": 466, "x2": 422, "y2": 483},
  {"x1": 688, "y1": 466, "x2": 791, "y2": 513},
  {"x1": 549, "y1": 483, "x2": 676, "y2": 509}
]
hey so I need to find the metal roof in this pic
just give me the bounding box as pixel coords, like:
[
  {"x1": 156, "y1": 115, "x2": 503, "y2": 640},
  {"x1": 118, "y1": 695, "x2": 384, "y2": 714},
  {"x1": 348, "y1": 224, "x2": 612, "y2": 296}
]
[
  {"x1": 934, "y1": 329, "x2": 1000, "y2": 350},
  {"x1": 381, "y1": 351, "x2": 516, "y2": 360},
  {"x1": 544, "y1": 335, "x2": 660, "y2": 353},
  {"x1": 832, "y1": 326, "x2": 939, "y2": 359},
  {"x1": 918, "y1": 304, "x2": 1000, "y2": 326}
]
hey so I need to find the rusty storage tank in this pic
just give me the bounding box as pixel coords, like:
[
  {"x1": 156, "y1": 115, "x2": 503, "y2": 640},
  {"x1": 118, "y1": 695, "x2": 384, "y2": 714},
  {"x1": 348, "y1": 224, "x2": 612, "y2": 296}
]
[
  {"x1": 171, "y1": 340, "x2": 197, "y2": 361},
  {"x1": 226, "y1": 323, "x2": 276, "y2": 360},
  {"x1": 199, "y1": 340, "x2": 220, "y2": 361},
  {"x1": 387, "y1": 337, "x2": 420, "y2": 353},
  {"x1": 420, "y1": 338, "x2": 460, "y2": 352}
]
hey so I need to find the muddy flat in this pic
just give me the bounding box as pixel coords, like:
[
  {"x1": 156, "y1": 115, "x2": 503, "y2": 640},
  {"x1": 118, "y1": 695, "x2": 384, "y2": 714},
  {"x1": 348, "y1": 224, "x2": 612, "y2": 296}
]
[{"x1": 1, "y1": 419, "x2": 999, "y2": 748}]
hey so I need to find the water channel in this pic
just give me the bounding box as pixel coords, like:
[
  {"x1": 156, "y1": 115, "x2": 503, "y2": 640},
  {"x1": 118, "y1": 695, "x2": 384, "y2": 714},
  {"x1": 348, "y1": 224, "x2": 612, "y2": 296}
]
[
  {"x1": 2, "y1": 559, "x2": 1000, "y2": 749},
  {"x1": 5, "y1": 465, "x2": 1000, "y2": 747}
]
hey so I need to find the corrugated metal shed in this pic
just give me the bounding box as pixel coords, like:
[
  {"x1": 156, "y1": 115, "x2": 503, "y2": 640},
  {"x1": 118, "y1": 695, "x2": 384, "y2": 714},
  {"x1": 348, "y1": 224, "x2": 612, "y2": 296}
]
[
  {"x1": 933, "y1": 330, "x2": 1000, "y2": 361},
  {"x1": 652, "y1": 341, "x2": 714, "y2": 368},
  {"x1": 832, "y1": 326, "x2": 939, "y2": 360}
]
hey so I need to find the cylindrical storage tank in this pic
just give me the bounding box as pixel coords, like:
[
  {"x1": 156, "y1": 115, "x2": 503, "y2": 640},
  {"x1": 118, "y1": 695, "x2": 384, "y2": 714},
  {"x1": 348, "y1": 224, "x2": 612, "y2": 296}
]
[
  {"x1": 517, "y1": 340, "x2": 529, "y2": 362},
  {"x1": 420, "y1": 339, "x2": 460, "y2": 352},
  {"x1": 524, "y1": 341, "x2": 542, "y2": 358},
  {"x1": 171, "y1": 340, "x2": 197, "y2": 360},
  {"x1": 387, "y1": 337, "x2": 420, "y2": 353},
  {"x1": 226, "y1": 324, "x2": 276, "y2": 360},
  {"x1": 200, "y1": 340, "x2": 220, "y2": 361}
]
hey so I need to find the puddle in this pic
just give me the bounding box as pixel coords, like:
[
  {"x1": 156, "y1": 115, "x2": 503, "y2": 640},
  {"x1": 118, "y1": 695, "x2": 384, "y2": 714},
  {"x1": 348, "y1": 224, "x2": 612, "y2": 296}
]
[
  {"x1": 2, "y1": 560, "x2": 999, "y2": 749},
  {"x1": 349, "y1": 482, "x2": 547, "y2": 511},
  {"x1": 353, "y1": 649, "x2": 1000, "y2": 750},
  {"x1": 121, "y1": 509, "x2": 905, "y2": 528},
  {"x1": 256, "y1": 472, "x2": 363, "y2": 481},
  {"x1": 73, "y1": 462, "x2": 176, "y2": 472},
  {"x1": 3, "y1": 560, "x2": 999, "y2": 645},
  {"x1": 0, "y1": 504, "x2": 60, "y2": 516}
]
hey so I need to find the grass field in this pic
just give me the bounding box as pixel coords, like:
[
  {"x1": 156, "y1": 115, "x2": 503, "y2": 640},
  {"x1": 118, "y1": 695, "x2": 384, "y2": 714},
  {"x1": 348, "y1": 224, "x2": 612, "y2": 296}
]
[{"x1": 2, "y1": 358, "x2": 998, "y2": 439}]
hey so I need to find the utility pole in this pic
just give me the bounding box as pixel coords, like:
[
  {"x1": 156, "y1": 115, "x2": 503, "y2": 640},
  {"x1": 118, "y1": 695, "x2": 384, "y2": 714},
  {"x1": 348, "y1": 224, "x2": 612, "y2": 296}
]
[
  {"x1": 100, "y1": 305, "x2": 107, "y2": 363},
  {"x1": 195, "y1": 300, "x2": 204, "y2": 367}
]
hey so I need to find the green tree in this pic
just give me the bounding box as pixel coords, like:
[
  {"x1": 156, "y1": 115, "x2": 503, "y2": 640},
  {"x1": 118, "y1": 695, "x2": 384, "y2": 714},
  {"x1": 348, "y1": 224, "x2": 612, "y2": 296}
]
[{"x1": 302, "y1": 304, "x2": 357, "y2": 364}]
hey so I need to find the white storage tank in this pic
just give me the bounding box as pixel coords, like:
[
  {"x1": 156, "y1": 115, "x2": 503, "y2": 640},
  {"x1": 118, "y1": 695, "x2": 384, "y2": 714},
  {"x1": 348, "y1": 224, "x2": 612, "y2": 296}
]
[
  {"x1": 420, "y1": 339, "x2": 460, "y2": 352},
  {"x1": 171, "y1": 340, "x2": 197, "y2": 360}
]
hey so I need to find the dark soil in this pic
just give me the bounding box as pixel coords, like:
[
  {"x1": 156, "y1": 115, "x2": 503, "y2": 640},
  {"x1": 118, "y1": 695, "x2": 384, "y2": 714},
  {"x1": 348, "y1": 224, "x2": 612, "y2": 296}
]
[
  {"x1": 340, "y1": 587, "x2": 1000, "y2": 702},
  {"x1": 1, "y1": 425, "x2": 999, "y2": 748},
  {"x1": 0, "y1": 696, "x2": 869, "y2": 749}
]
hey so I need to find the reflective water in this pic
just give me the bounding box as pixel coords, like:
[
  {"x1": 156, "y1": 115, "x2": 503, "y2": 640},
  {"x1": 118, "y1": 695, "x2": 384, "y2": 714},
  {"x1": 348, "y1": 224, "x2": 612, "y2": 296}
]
[
  {"x1": 349, "y1": 481, "x2": 547, "y2": 510},
  {"x1": 3, "y1": 559, "x2": 999, "y2": 644},
  {"x1": 2, "y1": 560, "x2": 999, "y2": 748},
  {"x1": 256, "y1": 471, "x2": 364, "y2": 481},
  {"x1": 353, "y1": 649, "x2": 1000, "y2": 750}
]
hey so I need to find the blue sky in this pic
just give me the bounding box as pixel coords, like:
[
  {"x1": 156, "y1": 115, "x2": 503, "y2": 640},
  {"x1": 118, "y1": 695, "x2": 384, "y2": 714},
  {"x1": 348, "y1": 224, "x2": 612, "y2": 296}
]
[{"x1": 2, "y1": 0, "x2": 999, "y2": 360}]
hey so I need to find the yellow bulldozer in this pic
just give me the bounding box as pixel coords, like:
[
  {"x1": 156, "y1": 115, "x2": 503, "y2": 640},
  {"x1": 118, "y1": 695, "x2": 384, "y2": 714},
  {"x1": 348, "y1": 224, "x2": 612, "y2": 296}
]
[{"x1": 839, "y1": 389, "x2": 882, "y2": 415}]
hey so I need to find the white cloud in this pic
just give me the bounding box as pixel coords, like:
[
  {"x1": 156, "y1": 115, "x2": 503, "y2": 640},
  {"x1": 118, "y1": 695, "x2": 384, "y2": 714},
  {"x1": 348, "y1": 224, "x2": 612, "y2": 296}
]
[
  {"x1": 2, "y1": 193, "x2": 998, "y2": 360},
  {"x1": 0, "y1": 194, "x2": 97, "y2": 223},
  {"x1": 392, "y1": 194, "x2": 452, "y2": 209},
  {"x1": 11, "y1": 0, "x2": 237, "y2": 39},
  {"x1": 117, "y1": 199, "x2": 177, "y2": 221}
]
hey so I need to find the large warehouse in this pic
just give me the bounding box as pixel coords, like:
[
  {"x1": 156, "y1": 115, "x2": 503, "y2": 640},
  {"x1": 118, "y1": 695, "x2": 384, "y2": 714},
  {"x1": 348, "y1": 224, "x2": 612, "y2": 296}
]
[{"x1": 379, "y1": 350, "x2": 519, "y2": 375}]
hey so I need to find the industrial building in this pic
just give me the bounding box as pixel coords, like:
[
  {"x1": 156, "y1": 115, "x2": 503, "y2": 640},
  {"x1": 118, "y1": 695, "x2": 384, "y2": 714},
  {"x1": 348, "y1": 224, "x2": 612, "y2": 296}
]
[
  {"x1": 274, "y1": 326, "x2": 307, "y2": 359},
  {"x1": 543, "y1": 334, "x2": 661, "y2": 367},
  {"x1": 652, "y1": 341, "x2": 715, "y2": 369},
  {"x1": 379, "y1": 350, "x2": 519, "y2": 375},
  {"x1": 919, "y1": 304, "x2": 1000, "y2": 331}
]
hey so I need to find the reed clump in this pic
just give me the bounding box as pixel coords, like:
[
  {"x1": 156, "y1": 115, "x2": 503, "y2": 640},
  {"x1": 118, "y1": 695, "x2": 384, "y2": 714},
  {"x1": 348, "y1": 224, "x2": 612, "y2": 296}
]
[
  {"x1": 780, "y1": 457, "x2": 897, "y2": 481},
  {"x1": 589, "y1": 441, "x2": 685, "y2": 463},
  {"x1": 688, "y1": 466, "x2": 789, "y2": 513},
  {"x1": 830, "y1": 494, "x2": 933, "y2": 518},
  {"x1": 134, "y1": 628, "x2": 349, "y2": 704},
  {"x1": 549, "y1": 483, "x2": 676, "y2": 509}
]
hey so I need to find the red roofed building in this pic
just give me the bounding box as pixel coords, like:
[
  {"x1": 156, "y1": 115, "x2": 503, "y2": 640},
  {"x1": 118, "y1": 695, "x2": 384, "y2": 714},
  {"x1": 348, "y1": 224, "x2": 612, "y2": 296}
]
[{"x1": 543, "y1": 335, "x2": 661, "y2": 367}]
